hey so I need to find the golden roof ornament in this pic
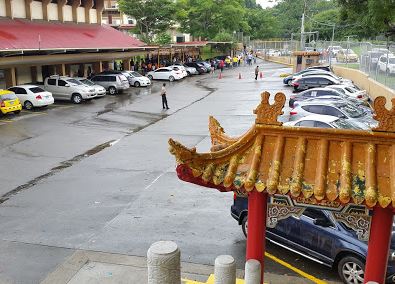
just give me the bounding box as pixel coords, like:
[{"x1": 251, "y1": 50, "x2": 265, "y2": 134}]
[
  {"x1": 254, "y1": 92, "x2": 285, "y2": 125},
  {"x1": 373, "y1": 96, "x2": 395, "y2": 132}
]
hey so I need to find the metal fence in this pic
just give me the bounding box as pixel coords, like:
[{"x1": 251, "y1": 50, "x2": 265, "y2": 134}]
[{"x1": 251, "y1": 40, "x2": 395, "y2": 91}]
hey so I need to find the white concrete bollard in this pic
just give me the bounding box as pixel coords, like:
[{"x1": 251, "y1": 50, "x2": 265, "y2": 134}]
[
  {"x1": 214, "y1": 255, "x2": 236, "y2": 284},
  {"x1": 244, "y1": 259, "x2": 261, "y2": 284},
  {"x1": 147, "y1": 241, "x2": 181, "y2": 284}
]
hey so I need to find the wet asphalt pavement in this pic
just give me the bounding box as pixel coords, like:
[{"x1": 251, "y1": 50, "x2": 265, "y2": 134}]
[{"x1": 0, "y1": 60, "x2": 340, "y2": 283}]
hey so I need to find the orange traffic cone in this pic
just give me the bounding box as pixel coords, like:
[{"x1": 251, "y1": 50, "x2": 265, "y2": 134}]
[
  {"x1": 260, "y1": 72, "x2": 263, "y2": 79},
  {"x1": 238, "y1": 73, "x2": 242, "y2": 79},
  {"x1": 218, "y1": 72, "x2": 223, "y2": 79}
]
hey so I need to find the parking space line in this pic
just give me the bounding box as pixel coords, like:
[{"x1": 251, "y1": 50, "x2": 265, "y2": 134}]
[{"x1": 265, "y1": 252, "x2": 327, "y2": 284}]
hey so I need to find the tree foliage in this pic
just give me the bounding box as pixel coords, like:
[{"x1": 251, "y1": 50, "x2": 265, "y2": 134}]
[
  {"x1": 245, "y1": 8, "x2": 280, "y2": 40},
  {"x1": 118, "y1": 0, "x2": 176, "y2": 43}
]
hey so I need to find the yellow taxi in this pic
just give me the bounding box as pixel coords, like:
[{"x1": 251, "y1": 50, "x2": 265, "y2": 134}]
[{"x1": 0, "y1": 90, "x2": 22, "y2": 115}]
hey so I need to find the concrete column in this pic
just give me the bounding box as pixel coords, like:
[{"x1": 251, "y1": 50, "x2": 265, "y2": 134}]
[
  {"x1": 5, "y1": 68, "x2": 17, "y2": 88},
  {"x1": 57, "y1": 0, "x2": 67, "y2": 22},
  {"x1": 214, "y1": 255, "x2": 236, "y2": 284},
  {"x1": 65, "y1": 64, "x2": 72, "y2": 77},
  {"x1": 147, "y1": 241, "x2": 180, "y2": 284},
  {"x1": 30, "y1": 66, "x2": 38, "y2": 83},
  {"x1": 96, "y1": 0, "x2": 104, "y2": 24},
  {"x1": 122, "y1": 59, "x2": 131, "y2": 71},
  {"x1": 92, "y1": 61, "x2": 102, "y2": 74},
  {"x1": 55, "y1": 64, "x2": 66, "y2": 76},
  {"x1": 71, "y1": 0, "x2": 81, "y2": 23},
  {"x1": 84, "y1": 0, "x2": 93, "y2": 24},
  {"x1": 245, "y1": 259, "x2": 261, "y2": 284},
  {"x1": 42, "y1": 0, "x2": 51, "y2": 21},
  {"x1": 102, "y1": 61, "x2": 109, "y2": 71},
  {"x1": 5, "y1": 0, "x2": 13, "y2": 18},
  {"x1": 25, "y1": 0, "x2": 33, "y2": 20}
]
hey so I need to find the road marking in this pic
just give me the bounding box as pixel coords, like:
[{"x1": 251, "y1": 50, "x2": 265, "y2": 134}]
[
  {"x1": 182, "y1": 274, "x2": 245, "y2": 284},
  {"x1": 265, "y1": 252, "x2": 327, "y2": 284}
]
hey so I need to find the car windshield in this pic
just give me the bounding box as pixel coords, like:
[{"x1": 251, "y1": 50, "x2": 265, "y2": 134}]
[
  {"x1": 67, "y1": 79, "x2": 82, "y2": 85},
  {"x1": 389, "y1": 58, "x2": 395, "y2": 64},
  {"x1": 80, "y1": 79, "x2": 94, "y2": 86},
  {"x1": 331, "y1": 119, "x2": 360, "y2": 129},
  {"x1": 338, "y1": 104, "x2": 364, "y2": 118},
  {"x1": 29, "y1": 87, "x2": 45, "y2": 93},
  {"x1": 0, "y1": 93, "x2": 17, "y2": 101},
  {"x1": 131, "y1": 72, "x2": 142, "y2": 77}
]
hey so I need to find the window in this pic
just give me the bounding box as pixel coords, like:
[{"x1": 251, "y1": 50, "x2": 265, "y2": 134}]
[
  {"x1": 91, "y1": 76, "x2": 102, "y2": 82},
  {"x1": 315, "y1": 121, "x2": 332, "y2": 128},
  {"x1": 107, "y1": 76, "x2": 116, "y2": 82},
  {"x1": 58, "y1": 80, "x2": 67, "y2": 86},
  {"x1": 0, "y1": 93, "x2": 17, "y2": 101},
  {"x1": 66, "y1": 79, "x2": 82, "y2": 85},
  {"x1": 47, "y1": 79, "x2": 56, "y2": 85},
  {"x1": 302, "y1": 105, "x2": 324, "y2": 115},
  {"x1": 296, "y1": 120, "x2": 315, "y2": 127},
  {"x1": 304, "y1": 78, "x2": 318, "y2": 84},
  {"x1": 318, "y1": 79, "x2": 332, "y2": 85},
  {"x1": 323, "y1": 106, "x2": 344, "y2": 118},
  {"x1": 303, "y1": 208, "x2": 328, "y2": 220},
  {"x1": 15, "y1": 87, "x2": 27, "y2": 94},
  {"x1": 29, "y1": 87, "x2": 45, "y2": 93}
]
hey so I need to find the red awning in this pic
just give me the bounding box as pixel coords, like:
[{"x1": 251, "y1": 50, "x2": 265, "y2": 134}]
[{"x1": 0, "y1": 18, "x2": 145, "y2": 52}]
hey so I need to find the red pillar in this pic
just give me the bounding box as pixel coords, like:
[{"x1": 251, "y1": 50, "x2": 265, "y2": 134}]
[
  {"x1": 364, "y1": 206, "x2": 393, "y2": 283},
  {"x1": 246, "y1": 191, "x2": 267, "y2": 284}
]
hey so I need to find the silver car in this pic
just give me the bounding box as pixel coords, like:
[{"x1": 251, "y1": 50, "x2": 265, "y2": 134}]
[
  {"x1": 90, "y1": 74, "x2": 129, "y2": 95},
  {"x1": 75, "y1": 78, "x2": 106, "y2": 97},
  {"x1": 289, "y1": 100, "x2": 377, "y2": 129},
  {"x1": 284, "y1": 114, "x2": 366, "y2": 130}
]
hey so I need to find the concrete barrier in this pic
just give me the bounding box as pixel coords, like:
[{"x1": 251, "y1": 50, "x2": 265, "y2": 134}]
[
  {"x1": 332, "y1": 65, "x2": 395, "y2": 108},
  {"x1": 147, "y1": 241, "x2": 181, "y2": 284},
  {"x1": 257, "y1": 55, "x2": 293, "y2": 66},
  {"x1": 214, "y1": 255, "x2": 236, "y2": 284},
  {"x1": 244, "y1": 259, "x2": 261, "y2": 284}
]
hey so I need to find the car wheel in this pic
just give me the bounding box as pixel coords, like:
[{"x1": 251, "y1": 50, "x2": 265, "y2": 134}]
[
  {"x1": 14, "y1": 110, "x2": 21, "y2": 114},
  {"x1": 241, "y1": 215, "x2": 248, "y2": 238},
  {"x1": 147, "y1": 75, "x2": 153, "y2": 80},
  {"x1": 108, "y1": 87, "x2": 117, "y2": 95},
  {"x1": 169, "y1": 76, "x2": 175, "y2": 82},
  {"x1": 24, "y1": 101, "x2": 34, "y2": 110},
  {"x1": 71, "y1": 94, "x2": 82, "y2": 104},
  {"x1": 134, "y1": 81, "x2": 140, "y2": 87},
  {"x1": 337, "y1": 255, "x2": 365, "y2": 284},
  {"x1": 187, "y1": 71, "x2": 191, "y2": 76}
]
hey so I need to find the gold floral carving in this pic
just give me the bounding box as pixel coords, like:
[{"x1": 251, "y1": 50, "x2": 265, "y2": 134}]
[
  {"x1": 254, "y1": 91, "x2": 286, "y2": 125},
  {"x1": 373, "y1": 96, "x2": 395, "y2": 132}
]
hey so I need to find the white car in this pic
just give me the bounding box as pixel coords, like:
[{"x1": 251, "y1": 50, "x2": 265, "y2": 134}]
[
  {"x1": 75, "y1": 78, "x2": 106, "y2": 97},
  {"x1": 8, "y1": 85, "x2": 54, "y2": 110},
  {"x1": 146, "y1": 67, "x2": 183, "y2": 82},
  {"x1": 325, "y1": 85, "x2": 369, "y2": 102},
  {"x1": 327, "y1": 45, "x2": 342, "y2": 57},
  {"x1": 167, "y1": 65, "x2": 188, "y2": 78},
  {"x1": 378, "y1": 54, "x2": 395, "y2": 74},
  {"x1": 124, "y1": 71, "x2": 151, "y2": 87},
  {"x1": 284, "y1": 114, "x2": 365, "y2": 130}
]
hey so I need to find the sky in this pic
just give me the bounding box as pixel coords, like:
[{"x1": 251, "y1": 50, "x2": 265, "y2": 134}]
[{"x1": 256, "y1": 0, "x2": 277, "y2": 8}]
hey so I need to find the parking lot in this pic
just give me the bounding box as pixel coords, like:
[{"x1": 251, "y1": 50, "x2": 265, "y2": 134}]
[{"x1": 0, "y1": 60, "x2": 349, "y2": 284}]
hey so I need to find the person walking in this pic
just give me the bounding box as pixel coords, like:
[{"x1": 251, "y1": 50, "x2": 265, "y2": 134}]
[
  {"x1": 255, "y1": 66, "x2": 259, "y2": 80},
  {"x1": 161, "y1": 83, "x2": 169, "y2": 110}
]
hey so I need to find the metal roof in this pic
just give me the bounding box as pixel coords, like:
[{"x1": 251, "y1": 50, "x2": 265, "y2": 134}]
[{"x1": 0, "y1": 18, "x2": 145, "y2": 52}]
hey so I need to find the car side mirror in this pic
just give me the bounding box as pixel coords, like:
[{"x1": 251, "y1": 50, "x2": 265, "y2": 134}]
[
  {"x1": 65, "y1": 84, "x2": 70, "y2": 87},
  {"x1": 313, "y1": 217, "x2": 332, "y2": 227}
]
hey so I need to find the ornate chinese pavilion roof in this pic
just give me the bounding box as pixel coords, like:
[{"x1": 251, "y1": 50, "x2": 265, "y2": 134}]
[{"x1": 169, "y1": 92, "x2": 395, "y2": 209}]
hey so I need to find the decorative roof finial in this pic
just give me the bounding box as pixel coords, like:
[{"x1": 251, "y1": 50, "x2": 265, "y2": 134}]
[
  {"x1": 373, "y1": 96, "x2": 395, "y2": 132},
  {"x1": 254, "y1": 91, "x2": 286, "y2": 125}
]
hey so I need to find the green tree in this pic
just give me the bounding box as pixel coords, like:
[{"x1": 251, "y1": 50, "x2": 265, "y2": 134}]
[
  {"x1": 175, "y1": 0, "x2": 249, "y2": 40},
  {"x1": 337, "y1": 0, "x2": 395, "y2": 38},
  {"x1": 118, "y1": 0, "x2": 176, "y2": 43},
  {"x1": 308, "y1": 9, "x2": 340, "y2": 40},
  {"x1": 154, "y1": 32, "x2": 172, "y2": 45},
  {"x1": 245, "y1": 8, "x2": 280, "y2": 40}
]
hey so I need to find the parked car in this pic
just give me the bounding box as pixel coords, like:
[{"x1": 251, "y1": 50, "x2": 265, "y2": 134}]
[
  {"x1": 90, "y1": 74, "x2": 129, "y2": 95},
  {"x1": 327, "y1": 45, "x2": 342, "y2": 57},
  {"x1": 167, "y1": 65, "x2": 188, "y2": 78},
  {"x1": 292, "y1": 75, "x2": 346, "y2": 92},
  {"x1": 378, "y1": 54, "x2": 395, "y2": 74},
  {"x1": 231, "y1": 194, "x2": 395, "y2": 284},
  {"x1": 37, "y1": 75, "x2": 96, "y2": 103},
  {"x1": 123, "y1": 71, "x2": 151, "y2": 87},
  {"x1": 146, "y1": 67, "x2": 183, "y2": 82},
  {"x1": 185, "y1": 62, "x2": 206, "y2": 74},
  {"x1": 0, "y1": 90, "x2": 22, "y2": 115},
  {"x1": 325, "y1": 85, "x2": 369, "y2": 102},
  {"x1": 171, "y1": 63, "x2": 199, "y2": 76},
  {"x1": 362, "y1": 50, "x2": 392, "y2": 68},
  {"x1": 289, "y1": 101, "x2": 376, "y2": 129},
  {"x1": 291, "y1": 70, "x2": 351, "y2": 85},
  {"x1": 283, "y1": 67, "x2": 333, "y2": 85},
  {"x1": 75, "y1": 78, "x2": 106, "y2": 97},
  {"x1": 336, "y1": 49, "x2": 358, "y2": 63},
  {"x1": 196, "y1": 61, "x2": 212, "y2": 73},
  {"x1": 284, "y1": 114, "x2": 364, "y2": 130},
  {"x1": 99, "y1": 70, "x2": 136, "y2": 86},
  {"x1": 288, "y1": 88, "x2": 365, "y2": 108},
  {"x1": 8, "y1": 85, "x2": 54, "y2": 110},
  {"x1": 306, "y1": 65, "x2": 331, "y2": 72}
]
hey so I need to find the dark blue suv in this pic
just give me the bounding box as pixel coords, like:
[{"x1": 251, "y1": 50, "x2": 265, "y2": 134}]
[{"x1": 231, "y1": 194, "x2": 395, "y2": 284}]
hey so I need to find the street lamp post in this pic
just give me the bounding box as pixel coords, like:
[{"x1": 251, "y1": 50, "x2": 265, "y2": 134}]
[{"x1": 300, "y1": 0, "x2": 307, "y2": 51}]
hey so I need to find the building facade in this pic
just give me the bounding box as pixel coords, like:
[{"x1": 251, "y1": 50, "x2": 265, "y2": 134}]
[{"x1": 0, "y1": 0, "x2": 149, "y2": 89}]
